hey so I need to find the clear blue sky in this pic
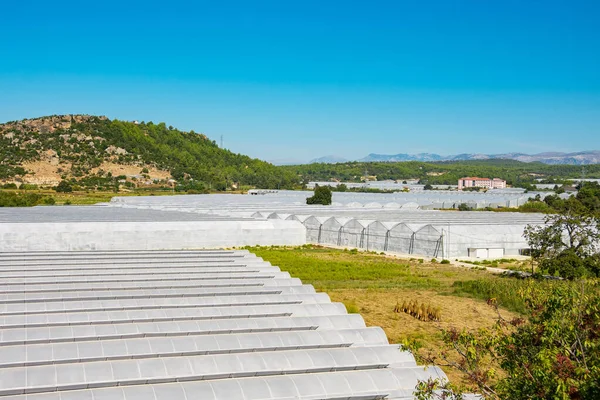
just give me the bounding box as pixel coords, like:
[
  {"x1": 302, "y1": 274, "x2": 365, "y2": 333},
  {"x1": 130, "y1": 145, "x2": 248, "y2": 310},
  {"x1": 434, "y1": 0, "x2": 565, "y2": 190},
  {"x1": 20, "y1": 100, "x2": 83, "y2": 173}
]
[{"x1": 1, "y1": 0, "x2": 598, "y2": 163}]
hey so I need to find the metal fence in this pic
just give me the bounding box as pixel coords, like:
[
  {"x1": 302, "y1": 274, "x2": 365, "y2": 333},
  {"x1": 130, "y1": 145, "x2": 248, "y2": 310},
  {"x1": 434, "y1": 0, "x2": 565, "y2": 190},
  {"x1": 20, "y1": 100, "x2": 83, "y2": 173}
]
[{"x1": 304, "y1": 224, "x2": 443, "y2": 258}]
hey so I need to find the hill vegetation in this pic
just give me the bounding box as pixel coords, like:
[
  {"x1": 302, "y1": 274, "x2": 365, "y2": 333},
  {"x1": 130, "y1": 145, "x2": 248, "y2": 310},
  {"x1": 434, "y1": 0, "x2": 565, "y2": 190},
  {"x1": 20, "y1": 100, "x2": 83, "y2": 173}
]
[
  {"x1": 283, "y1": 160, "x2": 600, "y2": 187},
  {"x1": 0, "y1": 115, "x2": 297, "y2": 191}
]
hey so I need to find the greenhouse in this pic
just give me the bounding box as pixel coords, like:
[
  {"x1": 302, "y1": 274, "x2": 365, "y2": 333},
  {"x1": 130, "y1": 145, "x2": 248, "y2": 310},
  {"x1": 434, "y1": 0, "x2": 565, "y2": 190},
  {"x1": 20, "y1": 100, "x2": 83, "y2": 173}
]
[
  {"x1": 108, "y1": 191, "x2": 551, "y2": 258},
  {"x1": 0, "y1": 249, "x2": 446, "y2": 399}
]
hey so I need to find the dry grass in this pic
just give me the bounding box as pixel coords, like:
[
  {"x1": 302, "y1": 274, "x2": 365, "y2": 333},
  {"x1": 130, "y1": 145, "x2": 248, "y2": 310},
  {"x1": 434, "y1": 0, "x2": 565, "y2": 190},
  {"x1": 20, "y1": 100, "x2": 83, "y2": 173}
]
[{"x1": 328, "y1": 288, "x2": 515, "y2": 383}]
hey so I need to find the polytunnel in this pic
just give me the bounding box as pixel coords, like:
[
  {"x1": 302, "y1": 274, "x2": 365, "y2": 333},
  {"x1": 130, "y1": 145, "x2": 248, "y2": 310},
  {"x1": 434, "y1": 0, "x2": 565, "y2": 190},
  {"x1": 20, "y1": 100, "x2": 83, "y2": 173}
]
[
  {"x1": 302, "y1": 216, "x2": 329, "y2": 243},
  {"x1": 365, "y1": 221, "x2": 394, "y2": 251},
  {"x1": 386, "y1": 223, "x2": 415, "y2": 254},
  {"x1": 364, "y1": 202, "x2": 383, "y2": 208},
  {"x1": 319, "y1": 217, "x2": 346, "y2": 246},
  {"x1": 412, "y1": 225, "x2": 443, "y2": 257},
  {"x1": 400, "y1": 202, "x2": 420, "y2": 209},
  {"x1": 345, "y1": 201, "x2": 363, "y2": 208},
  {"x1": 286, "y1": 214, "x2": 311, "y2": 223},
  {"x1": 339, "y1": 219, "x2": 368, "y2": 248},
  {"x1": 267, "y1": 212, "x2": 292, "y2": 220}
]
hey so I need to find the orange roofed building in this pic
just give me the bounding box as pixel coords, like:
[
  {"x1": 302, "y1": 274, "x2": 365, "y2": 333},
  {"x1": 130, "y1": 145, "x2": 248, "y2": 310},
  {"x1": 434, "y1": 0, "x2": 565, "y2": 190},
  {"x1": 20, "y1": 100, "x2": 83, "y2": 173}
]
[{"x1": 458, "y1": 177, "x2": 506, "y2": 190}]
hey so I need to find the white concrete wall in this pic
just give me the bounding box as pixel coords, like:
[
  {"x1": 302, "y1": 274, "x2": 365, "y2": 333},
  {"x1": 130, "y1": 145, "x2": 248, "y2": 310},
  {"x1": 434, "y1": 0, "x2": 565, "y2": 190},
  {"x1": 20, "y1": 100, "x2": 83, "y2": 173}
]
[{"x1": 0, "y1": 220, "x2": 306, "y2": 251}]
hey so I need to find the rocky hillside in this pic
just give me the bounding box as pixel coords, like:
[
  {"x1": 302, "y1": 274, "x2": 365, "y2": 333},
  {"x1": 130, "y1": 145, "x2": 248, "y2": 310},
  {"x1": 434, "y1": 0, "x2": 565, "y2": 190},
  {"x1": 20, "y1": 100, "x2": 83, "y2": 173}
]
[{"x1": 0, "y1": 115, "x2": 296, "y2": 190}]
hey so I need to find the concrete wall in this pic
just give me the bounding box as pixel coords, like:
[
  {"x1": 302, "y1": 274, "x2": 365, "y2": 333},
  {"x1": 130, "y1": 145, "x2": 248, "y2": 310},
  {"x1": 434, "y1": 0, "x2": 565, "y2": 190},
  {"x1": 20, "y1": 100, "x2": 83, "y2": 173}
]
[{"x1": 0, "y1": 220, "x2": 306, "y2": 251}]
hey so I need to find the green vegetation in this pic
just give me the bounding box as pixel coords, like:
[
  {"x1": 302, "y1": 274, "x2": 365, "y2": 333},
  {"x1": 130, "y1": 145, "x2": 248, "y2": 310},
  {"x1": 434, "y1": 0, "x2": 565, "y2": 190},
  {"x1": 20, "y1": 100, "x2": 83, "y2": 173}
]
[
  {"x1": 0, "y1": 191, "x2": 55, "y2": 207},
  {"x1": 0, "y1": 115, "x2": 297, "y2": 189},
  {"x1": 417, "y1": 184, "x2": 600, "y2": 398},
  {"x1": 523, "y1": 182, "x2": 600, "y2": 279},
  {"x1": 246, "y1": 245, "x2": 473, "y2": 290},
  {"x1": 419, "y1": 280, "x2": 600, "y2": 399},
  {"x1": 54, "y1": 180, "x2": 73, "y2": 193},
  {"x1": 283, "y1": 159, "x2": 600, "y2": 187},
  {"x1": 306, "y1": 185, "x2": 332, "y2": 205}
]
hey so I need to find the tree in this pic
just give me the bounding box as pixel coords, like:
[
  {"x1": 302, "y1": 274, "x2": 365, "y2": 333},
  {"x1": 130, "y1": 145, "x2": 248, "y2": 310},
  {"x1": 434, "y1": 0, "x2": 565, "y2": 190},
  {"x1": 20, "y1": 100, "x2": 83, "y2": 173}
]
[
  {"x1": 424, "y1": 183, "x2": 433, "y2": 190},
  {"x1": 524, "y1": 213, "x2": 600, "y2": 279},
  {"x1": 457, "y1": 203, "x2": 472, "y2": 211},
  {"x1": 54, "y1": 180, "x2": 73, "y2": 193},
  {"x1": 306, "y1": 185, "x2": 332, "y2": 205}
]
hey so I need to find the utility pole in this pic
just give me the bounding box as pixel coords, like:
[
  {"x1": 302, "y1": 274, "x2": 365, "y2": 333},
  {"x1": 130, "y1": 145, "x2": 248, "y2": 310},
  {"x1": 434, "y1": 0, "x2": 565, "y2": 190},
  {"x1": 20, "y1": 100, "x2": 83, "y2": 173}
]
[
  {"x1": 578, "y1": 166, "x2": 586, "y2": 189},
  {"x1": 220, "y1": 135, "x2": 224, "y2": 148}
]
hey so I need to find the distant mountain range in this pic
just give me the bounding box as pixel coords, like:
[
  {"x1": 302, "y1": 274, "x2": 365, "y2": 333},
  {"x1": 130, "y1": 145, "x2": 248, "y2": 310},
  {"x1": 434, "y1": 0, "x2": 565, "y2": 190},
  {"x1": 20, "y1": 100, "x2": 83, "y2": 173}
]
[
  {"x1": 308, "y1": 151, "x2": 600, "y2": 165},
  {"x1": 309, "y1": 155, "x2": 351, "y2": 164}
]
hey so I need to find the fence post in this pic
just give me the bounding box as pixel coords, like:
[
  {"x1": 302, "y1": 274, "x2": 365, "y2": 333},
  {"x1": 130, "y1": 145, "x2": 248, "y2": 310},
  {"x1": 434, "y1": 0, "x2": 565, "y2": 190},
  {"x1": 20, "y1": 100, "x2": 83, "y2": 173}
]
[
  {"x1": 384, "y1": 230, "x2": 390, "y2": 251},
  {"x1": 360, "y1": 228, "x2": 365, "y2": 249}
]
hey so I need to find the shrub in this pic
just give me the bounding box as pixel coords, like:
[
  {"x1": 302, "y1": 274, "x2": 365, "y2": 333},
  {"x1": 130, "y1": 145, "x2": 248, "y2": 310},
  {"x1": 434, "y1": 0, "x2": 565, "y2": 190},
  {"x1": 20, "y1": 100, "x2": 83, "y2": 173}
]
[
  {"x1": 306, "y1": 185, "x2": 332, "y2": 205},
  {"x1": 55, "y1": 180, "x2": 73, "y2": 193},
  {"x1": 420, "y1": 280, "x2": 600, "y2": 399},
  {"x1": 457, "y1": 203, "x2": 472, "y2": 211},
  {"x1": 440, "y1": 259, "x2": 450, "y2": 264},
  {"x1": 42, "y1": 196, "x2": 56, "y2": 205}
]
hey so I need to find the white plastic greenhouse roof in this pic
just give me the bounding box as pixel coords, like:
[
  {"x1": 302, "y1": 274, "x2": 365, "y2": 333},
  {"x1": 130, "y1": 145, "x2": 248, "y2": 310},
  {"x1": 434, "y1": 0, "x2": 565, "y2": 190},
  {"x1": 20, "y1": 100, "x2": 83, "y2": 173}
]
[
  {"x1": 104, "y1": 191, "x2": 549, "y2": 257},
  {"x1": 108, "y1": 191, "x2": 549, "y2": 225},
  {"x1": 0, "y1": 207, "x2": 255, "y2": 223},
  {"x1": 0, "y1": 249, "x2": 446, "y2": 399}
]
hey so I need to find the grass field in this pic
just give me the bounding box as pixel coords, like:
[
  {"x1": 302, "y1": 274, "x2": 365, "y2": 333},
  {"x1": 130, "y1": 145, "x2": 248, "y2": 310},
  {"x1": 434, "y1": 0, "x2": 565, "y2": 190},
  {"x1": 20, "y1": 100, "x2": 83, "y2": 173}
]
[
  {"x1": 49, "y1": 190, "x2": 182, "y2": 205},
  {"x1": 0, "y1": 188, "x2": 253, "y2": 206},
  {"x1": 247, "y1": 245, "x2": 531, "y2": 383}
]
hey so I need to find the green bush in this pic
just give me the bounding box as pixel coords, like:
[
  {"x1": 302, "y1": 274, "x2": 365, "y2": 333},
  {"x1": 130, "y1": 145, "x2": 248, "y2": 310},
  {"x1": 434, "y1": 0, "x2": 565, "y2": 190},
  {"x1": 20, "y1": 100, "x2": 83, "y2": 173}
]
[
  {"x1": 306, "y1": 185, "x2": 332, "y2": 205},
  {"x1": 440, "y1": 259, "x2": 450, "y2": 264},
  {"x1": 55, "y1": 180, "x2": 73, "y2": 193},
  {"x1": 457, "y1": 203, "x2": 472, "y2": 211},
  {"x1": 0, "y1": 191, "x2": 53, "y2": 207},
  {"x1": 42, "y1": 197, "x2": 56, "y2": 205}
]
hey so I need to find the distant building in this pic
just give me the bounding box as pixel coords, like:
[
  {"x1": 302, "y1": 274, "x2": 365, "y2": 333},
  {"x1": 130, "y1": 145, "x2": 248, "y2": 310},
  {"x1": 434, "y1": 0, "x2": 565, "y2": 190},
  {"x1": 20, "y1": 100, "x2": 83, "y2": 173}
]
[{"x1": 458, "y1": 177, "x2": 506, "y2": 190}]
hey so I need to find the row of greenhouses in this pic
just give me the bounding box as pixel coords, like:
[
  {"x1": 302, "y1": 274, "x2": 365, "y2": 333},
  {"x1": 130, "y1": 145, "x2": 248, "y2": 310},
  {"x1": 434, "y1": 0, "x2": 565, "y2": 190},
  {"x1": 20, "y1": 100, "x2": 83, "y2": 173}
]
[{"x1": 257, "y1": 213, "x2": 534, "y2": 258}]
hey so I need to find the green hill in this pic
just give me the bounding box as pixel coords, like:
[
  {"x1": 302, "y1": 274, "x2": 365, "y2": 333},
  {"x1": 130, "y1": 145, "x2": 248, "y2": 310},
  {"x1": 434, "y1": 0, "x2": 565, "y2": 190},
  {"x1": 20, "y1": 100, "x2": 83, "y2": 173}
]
[{"x1": 0, "y1": 115, "x2": 297, "y2": 191}]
